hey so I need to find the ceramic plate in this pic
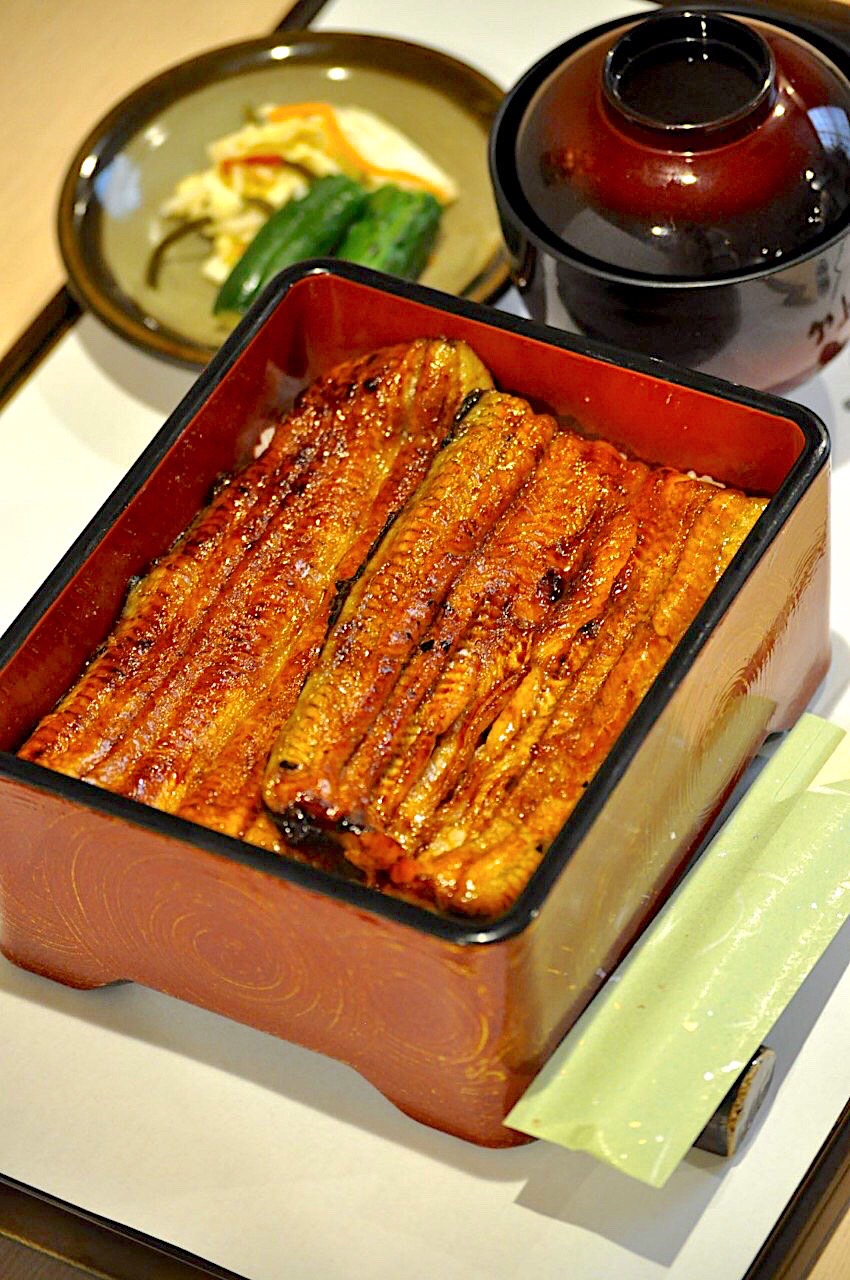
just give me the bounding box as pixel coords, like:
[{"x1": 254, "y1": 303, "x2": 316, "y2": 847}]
[{"x1": 58, "y1": 31, "x2": 510, "y2": 367}]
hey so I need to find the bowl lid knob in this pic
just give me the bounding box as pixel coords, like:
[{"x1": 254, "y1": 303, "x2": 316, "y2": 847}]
[
  {"x1": 602, "y1": 10, "x2": 776, "y2": 145},
  {"x1": 507, "y1": 7, "x2": 850, "y2": 279}
]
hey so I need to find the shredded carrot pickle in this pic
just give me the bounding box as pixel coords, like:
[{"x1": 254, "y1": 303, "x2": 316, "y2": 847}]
[{"x1": 21, "y1": 342, "x2": 766, "y2": 917}]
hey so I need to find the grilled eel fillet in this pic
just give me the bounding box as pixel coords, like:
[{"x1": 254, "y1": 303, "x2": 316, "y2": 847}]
[
  {"x1": 19, "y1": 339, "x2": 493, "y2": 852},
  {"x1": 263, "y1": 402, "x2": 767, "y2": 917}
]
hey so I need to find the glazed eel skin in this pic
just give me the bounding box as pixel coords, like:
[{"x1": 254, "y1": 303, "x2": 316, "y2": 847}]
[
  {"x1": 21, "y1": 338, "x2": 766, "y2": 919},
  {"x1": 263, "y1": 391, "x2": 767, "y2": 917},
  {"x1": 19, "y1": 339, "x2": 492, "y2": 856}
]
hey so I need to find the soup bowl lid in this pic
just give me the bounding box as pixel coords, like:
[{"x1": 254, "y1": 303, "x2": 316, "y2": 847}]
[{"x1": 499, "y1": 7, "x2": 850, "y2": 281}]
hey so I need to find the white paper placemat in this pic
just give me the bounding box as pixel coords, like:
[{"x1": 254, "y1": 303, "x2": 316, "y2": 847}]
[{"x1": 2, "y1": 2, "x2": 850, "y2": 1277}]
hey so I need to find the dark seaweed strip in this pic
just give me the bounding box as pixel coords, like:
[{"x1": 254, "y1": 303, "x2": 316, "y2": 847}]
[{"x1": 145, "y1": 218, "x2": 210, "y2": 288}]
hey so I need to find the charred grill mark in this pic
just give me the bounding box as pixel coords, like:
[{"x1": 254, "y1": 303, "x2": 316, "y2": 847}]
[
  {"x1": 438, "y1": 387, "x2": 490, "y2": 449},
  {"x1": 577, "y1": 617, "x2": 601, "y2": 640},
  {"x1": 540, "y1": 566, "x2": 566, "y2": 603},
  {"x1": 327, "y1": 578, "x2": 356, "y2": 634},
  {"x1": 325, "y1": 505, "x2": 403, "y2": 635},
  {"x1": 274, "y1": 804, "x2": 347, "y2": 849},
  {"x1": 453, "y1": 387, "x2": 488, "y2": 426}
]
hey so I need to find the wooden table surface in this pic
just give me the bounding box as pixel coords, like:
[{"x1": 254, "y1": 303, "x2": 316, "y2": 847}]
[
  {"x1": 0, "y1": 0, "x2": 293, "y2": 355},
  {"x1": 2, "y1": 1, "x2": 850, "y2": 1278}
]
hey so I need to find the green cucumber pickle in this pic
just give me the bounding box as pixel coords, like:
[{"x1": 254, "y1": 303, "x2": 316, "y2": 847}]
[
  {"x1": 337, "y1": 186, "x2": 442, "y2": 279},
  {"x1": 214, "y1": 175, "x2": 367, "y2": 314}
]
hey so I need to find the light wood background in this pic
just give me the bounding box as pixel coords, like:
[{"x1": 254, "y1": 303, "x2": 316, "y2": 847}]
[
  {"x1": 1, "y1": 1, "x2": 850, "y2": 1277},
  {"x1": 0, "y1": 0, "x2": 293, "y2": 356}
]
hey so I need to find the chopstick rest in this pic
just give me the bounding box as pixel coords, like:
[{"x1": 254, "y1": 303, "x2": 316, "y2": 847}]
[{"x1": 505, "y1": 713, "x2": 850, "y2": 1187}]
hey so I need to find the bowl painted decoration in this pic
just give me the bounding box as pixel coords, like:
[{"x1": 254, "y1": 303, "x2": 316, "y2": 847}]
[{"x1": 490, "y1": 7, "x2": 850, "y2": 392}]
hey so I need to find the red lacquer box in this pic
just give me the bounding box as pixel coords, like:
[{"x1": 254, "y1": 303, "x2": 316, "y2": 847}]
[{"x1": 0, "y1": 263, "x2": 830, "y2": 1146}]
